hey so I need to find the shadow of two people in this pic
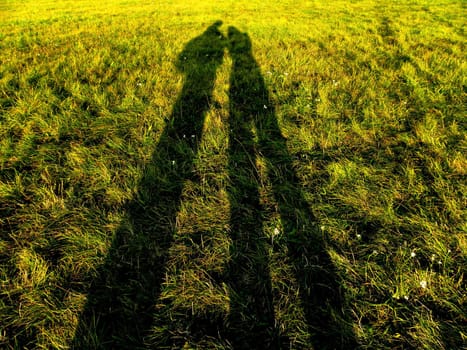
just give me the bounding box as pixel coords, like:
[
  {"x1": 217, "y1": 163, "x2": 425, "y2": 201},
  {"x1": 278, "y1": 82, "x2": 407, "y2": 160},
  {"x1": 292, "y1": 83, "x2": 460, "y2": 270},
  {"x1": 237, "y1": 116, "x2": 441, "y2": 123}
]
[{"x1": 72, "y1": 21, "x2": 355, "y2": 350}]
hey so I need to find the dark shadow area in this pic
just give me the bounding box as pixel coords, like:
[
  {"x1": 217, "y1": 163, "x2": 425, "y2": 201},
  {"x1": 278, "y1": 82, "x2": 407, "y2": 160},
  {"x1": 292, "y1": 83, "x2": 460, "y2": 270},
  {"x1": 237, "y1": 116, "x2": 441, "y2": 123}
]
[
  {"x1": 225, "y1": 27, "x2": 356, "y2": 349},
  {"x1": 224, "y1": 29, "x2": 279, "y2": 349},
  {"x1": 71, "y1": 21, "x2": 225, "y2": 349},
  {"x1": 72, "y1": 22, "x2": 356, "y2": 349}
]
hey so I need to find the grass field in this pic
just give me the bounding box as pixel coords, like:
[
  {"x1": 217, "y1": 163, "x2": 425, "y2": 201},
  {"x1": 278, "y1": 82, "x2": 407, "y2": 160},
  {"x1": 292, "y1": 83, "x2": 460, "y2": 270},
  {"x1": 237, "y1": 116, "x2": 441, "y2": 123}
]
[{"x1": 0, "y1": 0, "x2": 466, "y2": 349}]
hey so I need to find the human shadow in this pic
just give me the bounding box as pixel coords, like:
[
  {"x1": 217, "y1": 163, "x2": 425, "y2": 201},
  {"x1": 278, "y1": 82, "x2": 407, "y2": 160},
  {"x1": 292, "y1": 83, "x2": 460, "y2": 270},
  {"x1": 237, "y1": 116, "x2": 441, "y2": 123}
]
[
  {"x1": 72, "y1": 21, "x2": 225, "y2": 349},
  {"x1": 225, "y1": 27, "x2": 356, "y2": 349},
  {"x1": 224, "y1": 30, "x2": 279, "y2": 350}
]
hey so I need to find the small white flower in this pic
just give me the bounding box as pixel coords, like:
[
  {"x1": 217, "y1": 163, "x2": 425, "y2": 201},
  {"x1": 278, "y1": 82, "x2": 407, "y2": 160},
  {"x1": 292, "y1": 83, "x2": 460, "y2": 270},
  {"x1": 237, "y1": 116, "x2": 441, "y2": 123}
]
[
  {"x1": 263, "y1": 105, "x2": 268, "y2": 109},
  {"x1": 431, "y1": 254, "x2": 436, "y2": 262},
  {"x1": 438, "y1": 260, "x2": 442, "y2": 265},
  {"x1": 411, "y1": 251, "x2": 416, "y2": 258},
  {"x1": 447, "y1": 249, "x2": 451, "y2": 253},
  {"x1": 284, "y1": 72, "x2": 288, "y2": 76},
  {"x1": 171, "y1": 160, "x2": 176, "y2": 165},
  {"x1": 137, "y1": 82, "x2": 142, "y2": 87},
  {"x1": 320, "y1": 225, "x2": 325, "y2": 231},
  {"x1": 372, "y1": 250, "x2": 378, "y2": 255},
  {"x1": 315, "y1": 98, "x2": 321, "y2": 102},
  {"x1": 356, "y1": 234, "x2": 362, "y2": 240},
  {"x1": 273, "y1": 227, "x2": 280, "y2": 236},
  {"x1": 183, "y1": 134, "x2": 186, "y2": 138},
  {"x1": 191, "y1": 134, "x2": 195, "y2": 138},
  {"x1": 404, "y1": 295, "x2": 409, "y2": 300},
  {"x1": 420, "y1": 280, "x2": 427, "y2": 289}
]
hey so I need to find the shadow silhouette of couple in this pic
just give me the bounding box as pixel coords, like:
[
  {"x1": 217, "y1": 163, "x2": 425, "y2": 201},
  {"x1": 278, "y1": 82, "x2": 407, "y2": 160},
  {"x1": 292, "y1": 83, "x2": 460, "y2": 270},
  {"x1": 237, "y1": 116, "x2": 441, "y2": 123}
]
[{"x1": 73, "y1": 21, "x2": 355, "y2": 349}]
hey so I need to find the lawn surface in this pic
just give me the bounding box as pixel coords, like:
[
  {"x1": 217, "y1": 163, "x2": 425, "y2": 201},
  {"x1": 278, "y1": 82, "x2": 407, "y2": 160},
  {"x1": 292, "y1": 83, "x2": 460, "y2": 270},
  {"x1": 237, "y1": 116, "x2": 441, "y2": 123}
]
[{"x1": 0, "y1": 0, "x2": 466, "y2": 349}]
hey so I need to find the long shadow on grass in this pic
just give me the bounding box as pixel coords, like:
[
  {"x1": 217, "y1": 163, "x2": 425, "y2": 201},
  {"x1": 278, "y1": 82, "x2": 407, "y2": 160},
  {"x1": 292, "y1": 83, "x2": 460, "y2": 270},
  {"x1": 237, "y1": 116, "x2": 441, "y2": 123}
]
[
  {"x1": 72, "y1": 21, "x2": 225, "y2": 349},
  {"x1": 225, "y1": 27, "x2": 355, "y2": 349},
  {"x1": 224, "y1": 28, "x2": 279, "y2": 350}
]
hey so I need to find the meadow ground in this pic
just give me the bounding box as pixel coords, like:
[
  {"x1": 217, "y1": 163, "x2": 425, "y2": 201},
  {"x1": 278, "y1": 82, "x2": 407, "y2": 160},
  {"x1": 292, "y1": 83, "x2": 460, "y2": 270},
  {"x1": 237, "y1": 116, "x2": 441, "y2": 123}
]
[{"x1": 0, "y1": 0, "x2": 466, "y2": 349}]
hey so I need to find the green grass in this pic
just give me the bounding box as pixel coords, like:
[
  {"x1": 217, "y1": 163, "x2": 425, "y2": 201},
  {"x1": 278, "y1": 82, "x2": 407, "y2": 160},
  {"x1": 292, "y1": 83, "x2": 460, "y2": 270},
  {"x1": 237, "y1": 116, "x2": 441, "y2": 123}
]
[{"x1": 1, "y1": 0, "x2": 466, "y2": 349}]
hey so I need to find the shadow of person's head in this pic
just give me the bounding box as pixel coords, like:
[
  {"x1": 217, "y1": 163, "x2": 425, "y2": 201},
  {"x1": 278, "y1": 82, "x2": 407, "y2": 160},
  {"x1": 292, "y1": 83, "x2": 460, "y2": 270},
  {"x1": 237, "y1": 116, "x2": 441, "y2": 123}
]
[
  {"x1": 176, "y1": 21, "x2": 225, "y2": 72},
  {"x1": 227, "y1": 26, "x2": 253, "y2": 57},
  {"x1": 227, "y1": 26, "x2": 268, "y2": 114}
]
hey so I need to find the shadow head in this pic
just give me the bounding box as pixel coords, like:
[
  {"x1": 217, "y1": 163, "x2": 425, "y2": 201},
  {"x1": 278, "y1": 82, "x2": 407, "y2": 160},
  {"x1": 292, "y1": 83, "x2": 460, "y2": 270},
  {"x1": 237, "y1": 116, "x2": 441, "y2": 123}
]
[
  {"x1": 176, "y1": 21, "x2": 225, "y2": 72},
  {"x1": 227, "y1": 27, "x2": 252, "y2": 55}
]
